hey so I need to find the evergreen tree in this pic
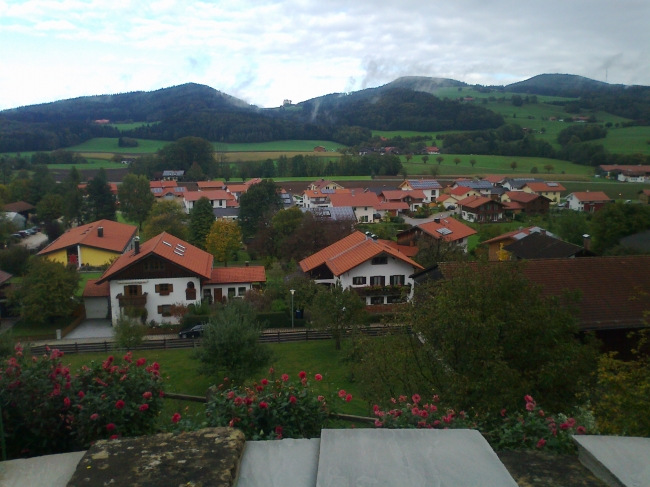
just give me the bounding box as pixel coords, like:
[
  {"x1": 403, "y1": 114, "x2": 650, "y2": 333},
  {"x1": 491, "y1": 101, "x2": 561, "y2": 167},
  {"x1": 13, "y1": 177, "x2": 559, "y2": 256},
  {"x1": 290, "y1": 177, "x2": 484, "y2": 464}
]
[
  {"x1": 63, "y1": 167, "x2": 85, "y2": 226},
  {"x1": 238, "y1": 180, "x2": 282, "y2": 238},
  {"x1": 188, "y1": 197, "x2": 215, "y2": 249},
  {"x1": 86, "y1": 168, "x2": 116, "y2": 221}
]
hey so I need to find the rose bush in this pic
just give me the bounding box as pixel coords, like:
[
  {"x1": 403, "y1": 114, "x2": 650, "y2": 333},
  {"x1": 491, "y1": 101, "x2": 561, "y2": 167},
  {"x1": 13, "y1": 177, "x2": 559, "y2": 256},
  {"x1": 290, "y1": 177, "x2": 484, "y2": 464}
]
[
  {"x1": 0, "y1": 345, "x2": 164, "y2": 458},
  {"x1": 369, "y1": 394, "x2": 474, "y2": 430},
  {"x1": 204, "y1": 369, "x2": 345, "y2": 440}
]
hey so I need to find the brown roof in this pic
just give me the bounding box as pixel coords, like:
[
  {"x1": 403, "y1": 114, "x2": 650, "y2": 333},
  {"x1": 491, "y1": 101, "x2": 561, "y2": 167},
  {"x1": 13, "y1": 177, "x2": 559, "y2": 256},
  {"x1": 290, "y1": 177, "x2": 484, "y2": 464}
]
[
  {"x1": 150, "y1": 181, "x2": 177, "y2": 189},
  {"x1": 299, "y1": 231, "x2": 423, "y2": 276},
  {"x1": 640, "y1": 189, "x2": 650, "y2": 197},
  {"x1": 38, "y1": 220, "x2": 137, "y2": 256},
  {"x1": 503, "y1": 233, "x2": 584, "y2": 259},
  {"x1": 0, "y1": 269, "x2": 13, "y2": 286},
  {"x1": 458, "y1": 195, "x2": 504, "y2": 209},
  {"x1": 82, "y1": 279, "x2": 110, "y2": 297},
  {"x1": 503, "y1": 201, "x2": 524, "y2": 210},
  {"x1": 600, "y1": 165, "x2": 650, "y2": 173},
  {"x1": 328, "y1": 192, "x2": 380, "y2": 208},
  {"x1": 381, "y1": 190, "x2": 426, "y2": 201},
  {"x1": 411, "y1": 218, "x2": 476, "y2": 242},
  {"x1": 98, "y1": 232, "x2": 214, "y2": 283},
  {"x1": 3, "y1": 201, "x2": 35, "y2": 213},
  {"x1": 439, "y1": 256, "x2": 650, "y2": 330},
  {"x1": 183, "y1": 190, "x2": 234, "y2": 202},
  {"x1": 449, "y1": 186, "x2": 478, "y2": 197},
  {"x1": 569, "y1": 191, "x2": 612, "y2": 203},
  {"x1": 505, "y1": 191, "x2": 545, "y2": 203},
  {"x1": 523, "y1": 182, "x2": 566, "y2": 192},
  {"x1": 197, "y1": 181, "x2": 225, "y2": 189},
  {"x1": 206, "y1": 266, "x2": 266, "y2": 284},
  {"x1": 482, "y1": 226, "x2": 547, "y2": 245},
  {"x1": 379, "y1": 240, "x2": 419, "y2": 257},
  {"x1": 226, "y1": 184, "x2": 249, "y2": 193}
]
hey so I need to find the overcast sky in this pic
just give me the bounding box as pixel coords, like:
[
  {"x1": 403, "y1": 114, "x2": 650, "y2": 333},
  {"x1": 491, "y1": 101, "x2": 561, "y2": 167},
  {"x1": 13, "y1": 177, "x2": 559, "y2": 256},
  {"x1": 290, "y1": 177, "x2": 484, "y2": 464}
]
[{"x1": 1, "y1": 0, "x2": 649, "y2": 110}]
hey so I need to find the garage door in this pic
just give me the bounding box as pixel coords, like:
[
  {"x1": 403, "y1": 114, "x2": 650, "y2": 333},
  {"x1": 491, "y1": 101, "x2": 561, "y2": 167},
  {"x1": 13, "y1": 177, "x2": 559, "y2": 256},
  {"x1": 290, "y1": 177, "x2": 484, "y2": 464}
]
[{"x1": 85, "y1": 297, "x2": 109, "y2": 319}]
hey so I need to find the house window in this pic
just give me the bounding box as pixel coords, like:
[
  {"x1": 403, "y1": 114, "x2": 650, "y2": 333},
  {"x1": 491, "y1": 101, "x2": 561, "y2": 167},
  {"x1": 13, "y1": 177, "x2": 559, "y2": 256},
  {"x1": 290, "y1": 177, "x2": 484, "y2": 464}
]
[
  {"x1": 371, "y1": 256, "x2": 388, "y2": 265},
  {"x1": 155, "y1": 283, "x2": 173, "y2": 295},
  {"x1": 238, "y1": 287, "x2": 246, "y2": 296},
  {"x1": 157, "y1": 304, "x2": 172, "y2": 317},
  {"x1": 124, "y1": 285, "x2": 142, "y2": 296},
  {"x1": 387, "y1": 295, "x2": 404, "y2": 304},
  {"x1": 228, "y1": 287, "x2": 236, "y2": 298},
  {"x1": 370, "y1": 276, "x2": 385, "y2": 286},
  {"x1": 185, "y1": 282, "x2": 196, "y2": 300},
  {"x1": 352, "y1": 276, "x2": 367, "y2": 285},
  {"x1": 143, "y1": 259, "x2": 165, "y2": 271},
  {"x1": 390, "y1": 275, "x2": 405, "y2": 286},
  {"x1": 370, "y1": 296, "x2": 385, "y2": 305}
]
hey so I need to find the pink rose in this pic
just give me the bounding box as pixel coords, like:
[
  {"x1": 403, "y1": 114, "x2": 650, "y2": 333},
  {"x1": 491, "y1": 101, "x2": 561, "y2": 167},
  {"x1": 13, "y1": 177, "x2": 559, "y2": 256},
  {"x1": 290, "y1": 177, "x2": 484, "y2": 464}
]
[
  {"x1": 298, "y1": 371, "x2": 306, "y2": 379},
  {"x1": 281, "y1": 374, "x2": 289, "y2": 382},
  {"x1": 345, "y1": 394, "x2": 352, "y2": 403},
  {"x1": 315, "y1": 374, "x2": 323, "y2": 381},
  {"x1": 411, "y1": 394, "x2": 421, "y2": 404},
  {"x1": 139, "y1": 404, "x2": 149, "y2": 412},
  {"x1": 143, "y1": 391, "x2": 152, "y2": 399},
  {"x1": 171, "y1": 413, "x2": 181, "y2": 423}
]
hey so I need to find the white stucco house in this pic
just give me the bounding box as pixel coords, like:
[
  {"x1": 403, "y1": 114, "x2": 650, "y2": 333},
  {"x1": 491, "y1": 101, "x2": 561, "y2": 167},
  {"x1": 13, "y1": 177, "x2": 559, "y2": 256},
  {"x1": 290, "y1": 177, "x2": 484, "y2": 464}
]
[
  {"x1": 202, "y1": 266, "x2": 266, "y2": 303},
  {"x1": 299, "y1": 231, "x2": 423, "y2": 306},
  {"x1": 328, "y1": 191, "x2": 381, "y2": 223},
  {"x1": 183, "y1": 190, "x2": 236, "y2": 214},
  {"x1": 398, "y1": 179, "x2": 442, "y2": 202}
]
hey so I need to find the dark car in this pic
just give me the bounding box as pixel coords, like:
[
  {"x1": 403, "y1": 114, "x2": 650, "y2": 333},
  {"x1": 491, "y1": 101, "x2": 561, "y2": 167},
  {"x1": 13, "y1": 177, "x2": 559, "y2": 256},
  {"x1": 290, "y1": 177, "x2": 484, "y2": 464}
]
[{"x1": 178, "y1": 324, "x2": 204, "y2": 339}]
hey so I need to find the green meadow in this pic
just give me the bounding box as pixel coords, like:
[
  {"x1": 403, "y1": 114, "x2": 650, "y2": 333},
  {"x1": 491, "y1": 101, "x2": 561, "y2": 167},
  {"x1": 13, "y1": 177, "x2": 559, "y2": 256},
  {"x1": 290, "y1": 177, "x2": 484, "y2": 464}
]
[
  {"x1": 109, "y1": 121, "x2": 159, "y2": 130},
  {"x1": 67, "y1": 138, "x2": 168, "y2": 153},
  {"x1": 433, "y1": 87, "x2": 578, "y2": 103},
  {"x1": 593, "y1": 126, "x2": 650, "y2": 155},
  {"x1": 220, "y1": 140, "x2": 343, "y2": 152}
]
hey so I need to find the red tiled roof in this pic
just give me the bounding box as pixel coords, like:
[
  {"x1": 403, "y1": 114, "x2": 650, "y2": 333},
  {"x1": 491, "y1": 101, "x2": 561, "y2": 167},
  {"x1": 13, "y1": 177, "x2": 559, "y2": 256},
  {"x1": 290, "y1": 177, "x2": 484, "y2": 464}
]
[
  {"x1": 379, "y1": 239, "x2": 419, "y2": 257},
  {"x1": 184, "y1": 190, "x2": 234, "y2": 202},
  {"x1": 310, "y1": 179, "x2": 339, "y2": 189},
  {"x1": 641, "y1": 189, "x2": 650, "y2": 197},
  {"x1": 505, "y1": 191, "x2": 544, "y2": 203},
  {"x1": 569, "y1": 192, "x2": 612, "y2": 203},
  {"x1": 299, "y1": 231, "x2": 422, "y2": 276},
  {"x1": 98, "y1": 232, "x2": 214, "y2": 283},
  {"x1": 482, "y1": 226, "x2": 543, "y2": 245},
  {"x1": 381, "y1": 190, "x2": 426, "y2": 201},
  {"x1": 3, "y1": 201, "x2": 35, "y2": 213},
  {"x1": 415, "y1": 218, "x2": 477, "y2": 242},
  {"x1": 206, "y1": 266, "x2": 266, "y2": 284},
  {"x1": 449, "y1": 186, "x2": 478, "y2": 197},
  {"x1": 458, "y1": 195, "x2": 503, "y2": 209},
  {"x1": 226, "y1": 184, "x2": 249, "y2": 193},
  {"x1": 244, "y1": 178, "x2": 263, "y2": 186},
  {"x1": 197, "y1": 181, "x2": 225, "y2": 189},
  {"x1": 600, "y1": 165, "x2": 650, "y2": 173},
  {"x1": 482, "y1": 175, "x2": 505, "y2": 184},
  {"x1": 38, "y1": 220, "x2": 137, "y2": 256},
  {"x1": 503, "y1": 201, "x2": 524, "y2": 210},
  {"x1": 377, "y1": 201, "x2": 409, "y2": 211},
  {"x1": 441, "y1": 257, "x2": 650, "y2": 330},
  {"x1": 437, "y1": 194, "x2": 451, "y2": 202},
  {"x1": 523, "y1": 182, "x2": 566, "y2": 192},
  {"x1": 328, "y1": 192, "x2": 380, "y2": 208},
  {"x1": 82, "y1": 279, "x2": 110, "y2": 297}
]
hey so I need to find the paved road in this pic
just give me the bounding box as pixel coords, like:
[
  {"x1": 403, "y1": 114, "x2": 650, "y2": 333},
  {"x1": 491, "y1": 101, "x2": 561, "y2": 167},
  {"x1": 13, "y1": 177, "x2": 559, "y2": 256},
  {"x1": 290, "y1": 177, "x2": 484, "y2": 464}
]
[{"x1": 19, "y1": 232, "x2": 48, "y2": 250}]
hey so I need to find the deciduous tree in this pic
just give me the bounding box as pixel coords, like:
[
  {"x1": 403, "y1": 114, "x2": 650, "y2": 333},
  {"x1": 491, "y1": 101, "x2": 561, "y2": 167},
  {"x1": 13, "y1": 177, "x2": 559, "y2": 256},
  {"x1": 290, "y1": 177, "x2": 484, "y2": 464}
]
[
  {"x1": 206, "y1": 219, "x2": 241, "y2": 267},
  {"x1": 117, "y1": 174, "x2": 154, "y2": 229},
  {"x1": 141, "y1": 200, "x2": 188, "y2": 241}
]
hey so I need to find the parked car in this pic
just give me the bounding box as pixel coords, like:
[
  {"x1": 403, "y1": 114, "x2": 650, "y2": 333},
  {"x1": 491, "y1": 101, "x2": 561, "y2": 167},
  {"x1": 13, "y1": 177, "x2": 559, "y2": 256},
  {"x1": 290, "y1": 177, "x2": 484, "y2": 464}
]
[
  {"x1": 178, "y1": 324, "x2": 204, "y2": 339},
  {"x1": 24, "y1": 228, "x2": 36, "y2": 235},
  {"x1": 18, "y1": 230, "x2": 28, "y2": 238}
]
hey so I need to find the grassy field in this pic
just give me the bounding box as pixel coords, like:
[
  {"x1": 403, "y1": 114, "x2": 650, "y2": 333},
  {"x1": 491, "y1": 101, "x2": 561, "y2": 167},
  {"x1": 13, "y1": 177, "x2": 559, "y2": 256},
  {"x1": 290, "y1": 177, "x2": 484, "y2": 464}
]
[
  {"x1": 221, "y1": 140, "x2": 342, "y2": 152},
  {"x1": 46, "y1": 158, "x2": 125, "y2": 169},
  {"x1": 594, "y1": 126, "x2": 650, "y2": 155},
  {"x1": 226, "y1": 152, "x2": 342, "y2": 162},
  {"x1": 67, "y1": 138, "x2": 169, "y2": 153},
  {"x1": 402, "y1": 154, "x2": 594, "y2": 177},
  {"x1": 434, "y1": 87, "x2": 578, "y2": 103},
  {"x1": 60, "y1": 340, "x2": 368, "y2": 417},
  {"x1": 109, "y1": 122, "x2": 159, "y2": 130},
  {"x1": 77, "y1": 272, "x2": 103, "y2": 296},
  {"x1": 273, "y1": 175, "x2": 373, "y2": 182},
  {"x1": 561, "y1": 181, "x2": 649, "y2": 201}
]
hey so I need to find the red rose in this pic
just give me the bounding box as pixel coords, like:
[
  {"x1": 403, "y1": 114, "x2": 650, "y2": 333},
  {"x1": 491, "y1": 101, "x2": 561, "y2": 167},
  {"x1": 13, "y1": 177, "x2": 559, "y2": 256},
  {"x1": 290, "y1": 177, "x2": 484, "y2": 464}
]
[
  {"x1": 139, "y1": 404, "x2": 149, "y2": 412},
  {"x1": 261, "y1": 379, "x2": 268, "y2": 386},
  {"x1": 275, "y1": 426, "x2": 283, "y2": 434},
  {"x1": 90, "y1": 413, "x2": 99, "y2": 420},
  {"x1": 289, "y1": 395, "x2": 297, "y2": 404},
  {"x1": 171, "y1": 413, "x2": 181, "y2": 423},
  {"x1": 63, "y1": 397, "x2": 71, "y2": 408},
  {"x1": 576, "y1": 426, "x2": 586, "y2": 435},
  {"x1": 136, "y1": 358, "x2": 146, "y2": 367},
  {"x1": 269, "y1": 367, "x2": 274, "y2": 374},
  {"x1": 315, "y1": 374, "x2": 323, "y2": 381},
  {"x1": 345, "y1": 394, "x2": 352, "y2": 403},
  {"x1": 536, "y1": 438, "x2": 547, "y2": 448},
  {"x1": 338, "y1": 390, "x2": 346, "y2": 398},
  {"x1": 143, "y1": 391, "x2": 152, "y2": 399},
  {"x1": 259, "y1": 401, "x2": 268, "y2": 409},
  {"x1": 281, "y1": 374, "x2": 289, "y2": 382},
  {"x1": 77, "y1": 391, "x2": 85, "y2": 399},
  {"x1": 298, "y1": 371, "x2": 306, "y2": 379},
  {"x1": 115, "y1": 400, "x2": 125, "y2": 409},
  {"x1": 106, "y1": 423, "x2": 116, "y2": 431},
  {"x1": 152, "y1": 362, "x2": 160, "y2": 371},
  {"x1": 524, "y1": 395, "x2": 535, "y2": 404},
  {"x1": 234, "y1": 397, "x2": 244, "y2": 406},
  {"x1": 110, "y1": 435, "x2": 119, "y2": 440},
  {"x1": 412, "y1": 394, "x2": 421, "y2": 404}
]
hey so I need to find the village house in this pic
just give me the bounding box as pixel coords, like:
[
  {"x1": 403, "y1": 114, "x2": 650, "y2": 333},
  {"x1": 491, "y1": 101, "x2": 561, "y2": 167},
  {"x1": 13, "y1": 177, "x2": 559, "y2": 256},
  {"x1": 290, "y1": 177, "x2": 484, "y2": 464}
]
[
  {"x1": 421, "y1": 146, "x2": 440, "y2": 154},
  {"x1": 599, "y1": 165, "x2": 650, "y2": 182},
  {"x1": 307, "y1": 179, "x2": 345, "y2": 191},
  {"x1": 202, "y1": 265, "x2": 266, "y2": 303},
  {"x1": 162, "y1": 170, "x2": 185, "y2": 181},
  {"x1": 375, "y1": 201, "x2": 409, "y2": 219},
  {"x1": 500, "y1": 178, "x2": 544, "y2": 192},
  {"x1": 183, "y1": 190, "x2": 236, "y2": 213},
  {"x1": 150, "y1": 181, "x2": 186, "y2": 201},
  {"x1": 197, "y1": 181, "x2": 226, "y2": 190},
  {"x1": 503, "y1": 232, "x2": 591, "y2": 260},
  {"x1": 566, "y1": 191, "x2": 613, "y2": 212},
  {"x1": 452, "y1": 180, "x2": 493, "y2": 196},
  {"x1": 501, "y1": 191, "x2": 551, "y2": 214},
  {"x1": 442, "y1": 186, "x2": 481, "y2": 209},
  {"x1": 396, "y1": 217, "x2": 476, "y2": 253},
  {"x1": 380, "y1": 190, "x2": 426, "y2": 212},
  {"x1": 3, "y1": 201, "x2": 34, "y2": 220},
  {"x1": 328, "y1": 191, "x2": 381, "y2": 223},
  {"x1": 225, "y1": 178, "x2": 262, "y2": 201},
  {"x1": 299, "y1": 231, "x2": 423, "y2": 306},
  {"x1": 314, "y1": 146, "x2": 327, "y2": 152},
  {"x1": 397, "y1": 179, "x2": 442, "y2": 202},
  {"x1": 458, "y1": 195, "x2": 506, "y2": 223},
  {"x1": 301, "y1": 189, "x2": 335, "y2": 209},
  {"x1": 481, "y1": 226, "x2": 556, "y2": 261},
  {"x1": 521, "y1": 182, "x2": 566, "y2": 204},
  {"x1": 38, "y1": 220, "x2": 137, "y2": 268}
]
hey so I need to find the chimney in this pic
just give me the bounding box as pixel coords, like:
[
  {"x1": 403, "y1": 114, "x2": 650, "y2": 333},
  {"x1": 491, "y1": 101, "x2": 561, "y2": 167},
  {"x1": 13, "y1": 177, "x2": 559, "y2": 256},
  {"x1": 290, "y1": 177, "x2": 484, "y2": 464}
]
[
  {"x1": 134, "y1": 237, "x2": 140, "y2": 255},
  {"x1": 583, "y1": 234, "x2": 591, "y2": 251},
  {"x1": 245, "y1": 261, "x2": 249, "y2": 267},
  {"x1": 97, "y1": 226, "x2": 103, "y2": 238},
  {"x1": 434, "y1": 217, "x2": 441, "y2": 223}
]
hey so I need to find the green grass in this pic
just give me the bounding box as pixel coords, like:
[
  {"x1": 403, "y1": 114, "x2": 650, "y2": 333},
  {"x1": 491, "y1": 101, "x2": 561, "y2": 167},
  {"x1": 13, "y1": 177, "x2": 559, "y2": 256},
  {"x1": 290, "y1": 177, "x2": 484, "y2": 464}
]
[
  {"x1": 46, "y1": 158, "x2": 125, "y2": 169},
  {"x1": 594, "y1": 126, "x2": 650, "y2": 155},
  {"x1": 272, "y1": 176, "x2": 373, "y2": 182},
  {"x1": 77, "y1": 272, "x2": 103, "y2": 296},
  {"x1": 109, "y1": 122, "x2": 159, "y2": 130},
  {"x1": 561, "y1": 181, "x2": 649, "y2": 201},
  {"x1": 67, "y1": 138, "x2": 169, "y2": 153},
  {"x1": 433, "y1": 87, "x2": 578, "y2": 103},
  {"x1": 220, "y1": 140, "x2": 343, "y2": 152},
  {"x1": 11, "y1": 316, "x2": 73, "y2": 337},
  {"x1": 60, "y1": 340, "x2": 368, "y2": 416},
  {"x1": 116, "y1": 211, "x2": 138, "y2": 225},
  {"x1": 402, "y1": 154, "x2": 594, "y2": 177}
]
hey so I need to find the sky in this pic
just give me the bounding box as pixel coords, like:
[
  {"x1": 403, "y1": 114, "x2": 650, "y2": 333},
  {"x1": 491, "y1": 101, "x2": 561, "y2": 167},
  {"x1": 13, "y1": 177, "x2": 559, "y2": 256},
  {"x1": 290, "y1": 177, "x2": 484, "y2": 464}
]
[{"x1": 1, "y1": 0, "x2": 649, "y2": 110}]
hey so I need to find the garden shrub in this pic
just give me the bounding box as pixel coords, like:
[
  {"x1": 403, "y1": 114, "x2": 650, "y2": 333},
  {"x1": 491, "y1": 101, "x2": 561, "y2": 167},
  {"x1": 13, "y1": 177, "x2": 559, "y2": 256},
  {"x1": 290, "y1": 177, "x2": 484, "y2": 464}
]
[
  {"x1": 113, "y1": 315, "x2": 147, "y2": 350},
  {"x1": 204, "y1": 370, "x2": 349, "y2": 440},
  {"x1": 0, "y1": 345, "x2": 164, "y2": 458}
]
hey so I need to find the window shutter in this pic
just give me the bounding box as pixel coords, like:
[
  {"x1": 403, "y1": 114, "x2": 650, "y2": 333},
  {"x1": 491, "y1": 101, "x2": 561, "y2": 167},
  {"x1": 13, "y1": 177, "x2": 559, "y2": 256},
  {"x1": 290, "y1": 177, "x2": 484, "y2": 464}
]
[
  {"x1": 157, "y1": 306, "x2": 163, "y2": 314},
  {"x1": 169, "y1": 284, "x2": 174, "y2": 292},
  {"x1": 137, "y1": 285, "x2": 142, "y2": 296},
  {"x1": 155, "y1": 284, "x2": 160, "y2": 293}
]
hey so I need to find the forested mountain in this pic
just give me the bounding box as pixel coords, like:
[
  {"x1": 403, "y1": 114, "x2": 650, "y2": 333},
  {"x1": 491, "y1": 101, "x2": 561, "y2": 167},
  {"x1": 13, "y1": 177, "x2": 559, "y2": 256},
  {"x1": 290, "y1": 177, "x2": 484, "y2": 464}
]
[{"x1": 505, "y1": 74, "x2": 619, "y2": 97}]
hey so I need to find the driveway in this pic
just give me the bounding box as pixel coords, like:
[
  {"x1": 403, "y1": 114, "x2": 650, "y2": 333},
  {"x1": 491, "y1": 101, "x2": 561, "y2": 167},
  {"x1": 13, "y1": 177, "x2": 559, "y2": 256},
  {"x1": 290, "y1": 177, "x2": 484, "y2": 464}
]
[
  {"x1": 401, "y1": 210, "x2": 455, "y2": 226},
  {"x1": 65, "y1": 319, "x2": 115, "y2": 339},
  {"x1": 19, "y1": 232, "x2": 48, "y2": 250}
]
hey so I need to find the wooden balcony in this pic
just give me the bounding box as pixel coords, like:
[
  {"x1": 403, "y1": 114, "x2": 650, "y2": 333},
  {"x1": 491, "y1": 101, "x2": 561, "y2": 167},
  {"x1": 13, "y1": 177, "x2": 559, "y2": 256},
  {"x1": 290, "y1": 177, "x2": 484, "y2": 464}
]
[
  {"x1": 354, "y1": 284, "x2": 411, "y2": 297},
  {"x1": 117, "y1": 293, "x2": 148, "y2": 308}
]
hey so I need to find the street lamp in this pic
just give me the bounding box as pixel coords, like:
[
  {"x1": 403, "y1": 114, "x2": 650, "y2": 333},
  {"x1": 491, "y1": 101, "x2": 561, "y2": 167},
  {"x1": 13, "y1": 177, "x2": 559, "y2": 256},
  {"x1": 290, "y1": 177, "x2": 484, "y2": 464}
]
[{"x1": 290, "y1": 289, "x2": 296, "y2": 329}]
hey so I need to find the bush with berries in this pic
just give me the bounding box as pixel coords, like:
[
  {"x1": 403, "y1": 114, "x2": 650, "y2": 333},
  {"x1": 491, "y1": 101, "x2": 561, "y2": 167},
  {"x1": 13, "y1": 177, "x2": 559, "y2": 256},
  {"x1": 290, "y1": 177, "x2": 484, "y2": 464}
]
[
  {"x1": 204, "y1": 369, "x2": 349, "y2": 440},
  {"x1": 0, "y1": 344, "x2": 164, "y2": 458}
]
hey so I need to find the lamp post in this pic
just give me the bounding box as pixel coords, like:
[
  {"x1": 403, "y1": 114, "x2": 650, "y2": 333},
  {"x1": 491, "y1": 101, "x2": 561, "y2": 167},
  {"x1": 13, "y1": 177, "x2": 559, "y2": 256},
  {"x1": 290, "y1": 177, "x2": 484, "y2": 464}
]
[{"x1": 290, "y1": 289, "x2": 295, "y2": 329}]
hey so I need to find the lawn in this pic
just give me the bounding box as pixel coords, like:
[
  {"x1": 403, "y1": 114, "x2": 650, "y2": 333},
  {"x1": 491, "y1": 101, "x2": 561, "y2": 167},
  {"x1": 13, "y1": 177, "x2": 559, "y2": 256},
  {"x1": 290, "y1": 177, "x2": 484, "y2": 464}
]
[
  {"x1": 77, "y1": 271, "x2": 103, "y2": 296},
  {"x1": 593, "y1": 126, "x2": 650, "y2": 155},
  {"x1": 46, "y1": 158, "x2": 126, "y2": 169},
  {"x1": 273, "y1": 175, "x2": 372, "y2": 182},
  {"x1": 60, "y1": 340, "x2": 369, "y2": 417},
  {"x1": 67, "y1": 138, "x2": 169, "y2": 153},
  {"x1": 402, "y1": 154, "x2": 594, "y2": 177},
  {"x1": 11, "y1": 316, "x2": 73, "y2": 338},
  {"x1": 561, "y1": 181, "x2": 649, "y2": 201},
  {"x1": 225, "y1": 152, "x2": 342, "y2": 162},
  {"x1": 109, "y1": 122, "x2": 159, "y2": 130}
]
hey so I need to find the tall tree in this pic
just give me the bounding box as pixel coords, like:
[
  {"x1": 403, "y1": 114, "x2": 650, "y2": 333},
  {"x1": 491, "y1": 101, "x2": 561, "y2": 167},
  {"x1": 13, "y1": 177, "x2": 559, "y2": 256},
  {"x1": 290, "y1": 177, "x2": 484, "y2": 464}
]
[
  {"x1": 28, "y1": 165, "x2": 55, "y2": 205},
  {"x1": 238, "y1": 180, "x2": 283, "y2": 239},
  {"x1": 86, "y1": 168, "x2": 116, "y2": 221},
  {"x1": 206, "y1": 219, "x2": 242, "y2": 267},
  {"x1": 62, "y1": 167, "x2": 85, "y2": 226},
  {"x1": 158, "y1": 137, "x2": 215, "y2": 176},
  {"x1": 141, "y1": 200, "x2": 189, "y2": 241},
  {"x1": 36, "y1": 193, "x2": 64, "y2": 223},
  {"x1": 118, "y1": 174, "x2": 155, "y2": 229},
  {"x1": 188, "y1": 197, "x2": 215, "y2": 249}
]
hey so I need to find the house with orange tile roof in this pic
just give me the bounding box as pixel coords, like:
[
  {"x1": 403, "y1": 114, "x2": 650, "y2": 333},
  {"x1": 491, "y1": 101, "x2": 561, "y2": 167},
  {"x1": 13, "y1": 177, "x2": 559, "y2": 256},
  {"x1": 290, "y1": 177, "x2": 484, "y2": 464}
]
[
  {"x1": 183, "y1": 190, "x2": 236, "y2": 213},
  {"x1": 396, "y1": 216, "x2": 477, "y2": 252},
  {"x1": 566, "y1": 191, "x2": 613, "y2": 212},
  {"x1": 197, "y1": 181, "x2": 226, "y2": 190},
  {"x1": 38, "y1": 220, "x2": 138, "y2": 268},
  {"x1": 202, "y1": 265, "x2": 266, "y2": 303},
  {"x1": 458, "y1": 195, "x2": 506, "y2": 223},
  {"x1": 397, "y1": 179, "x2": 442, "y2": 202},
  {"x1": 380, "y1": 190, "x2": 426, "y2": 212},
  {"x1": 307, "y1": 179, "x2": 345, "y2": 191},
  {"x1": 481, "y1": 226, "x2": 556, "y2": 261},
  {"x1": 521, "y1": 182, "x2": 565, "y2": 204},
  {"x1": 94, "y1": 232, "x2": 214, "y2": 325},
  {"x1": 299, "y1": 231, "x2": 423, "y2": 306},
  {"x1": 328, "y1": 190, "x2": 381, "y2": 223},
  {"x1": 501, "y1": 191, "x2": 551, "y2": 214},
  {"x1": 150, "y1": 181, "x2": 187, "y2": 201}
]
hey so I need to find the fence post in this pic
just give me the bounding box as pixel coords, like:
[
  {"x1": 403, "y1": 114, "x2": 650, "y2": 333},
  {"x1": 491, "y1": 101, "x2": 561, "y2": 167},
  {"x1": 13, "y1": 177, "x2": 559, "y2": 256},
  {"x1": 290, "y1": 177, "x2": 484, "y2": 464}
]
[
  {"x1": 277, "y1": 331, "x2": 280, "y2": 343},
  {"x1": 104, "y1": 341, "x2": 108, "y2": 352},
  {"x1": 75, "y1": 342, "x2": 78, "y2": 354},
  {"x1": 164, "y1": 338, "x2": 166, "y2": 349},
  {"x1": 306, "y1": 329, "x2": 309, "y2": 341}
]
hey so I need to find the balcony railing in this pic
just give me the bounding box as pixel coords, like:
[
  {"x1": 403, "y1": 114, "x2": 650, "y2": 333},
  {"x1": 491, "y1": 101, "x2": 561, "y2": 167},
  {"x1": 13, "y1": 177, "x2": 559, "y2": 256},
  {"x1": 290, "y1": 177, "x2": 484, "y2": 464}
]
[
  {"x1": 117, "y1": 293, "x2": 148, "y2": 308},
  {"x1": 354, "y1": 284, "x2": 411, "y2": 297}
]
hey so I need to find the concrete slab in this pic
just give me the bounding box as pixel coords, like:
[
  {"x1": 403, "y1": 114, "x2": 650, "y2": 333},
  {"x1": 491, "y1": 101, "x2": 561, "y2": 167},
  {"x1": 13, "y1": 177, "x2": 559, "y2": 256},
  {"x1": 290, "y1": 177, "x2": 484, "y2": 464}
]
[
  {"x1": 237, "y1": 439, "x2": 320, "y2": 487},
  {"x1": 65, "y1": 319, "x2": 114, "y2": 339},
  {"x1": 573, "y1": 435, "x2": 650, "y2": 487},
  {"x1": 0, "y1": 451, "x2": 85, "y2": 487},
  {"x1": 316, "y1": 429, "x2": 518, "y2": 487}
]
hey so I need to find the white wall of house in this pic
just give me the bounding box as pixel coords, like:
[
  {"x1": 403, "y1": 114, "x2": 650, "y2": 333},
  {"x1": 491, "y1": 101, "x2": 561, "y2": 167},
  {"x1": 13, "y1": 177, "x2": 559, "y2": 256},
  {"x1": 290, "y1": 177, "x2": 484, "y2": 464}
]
[
  {"x1": 84, "y1": 297, "x2": 110, "y2": 319},
  {"x1": 108, "y1": 276, "x2": 202, "y2": 326},
  {"x1": 617, "y1": 173, "x2": 646, "y2": 183},
  {"x1": 184, "y1": 199, "x2": 229, "y2": 214},
  {"x1": 566, "y1": 194, "x2": 583, "y2": 211},
  {"x1": 303, "y1": 195, "x2": 331, "y2": 208},
  {"x1": 203, "y1": 282, "x2": 255, "y2": 301},
  {"x1": 351, "y1": 206, "x2": 376, "y2": 223}
]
